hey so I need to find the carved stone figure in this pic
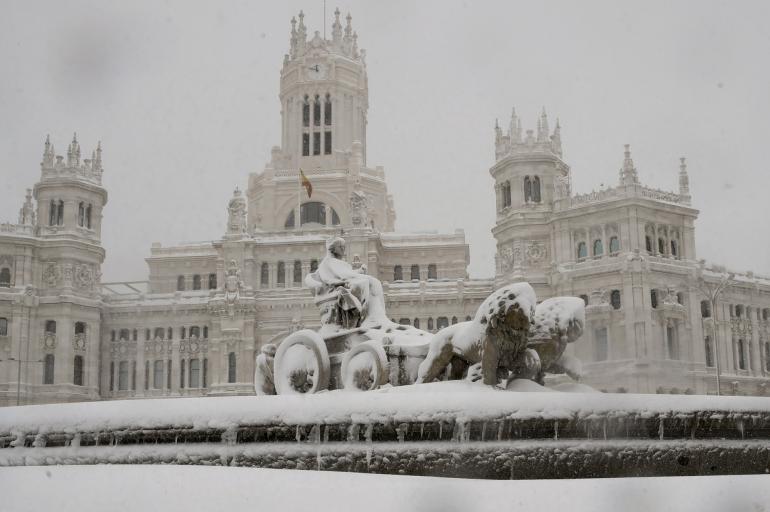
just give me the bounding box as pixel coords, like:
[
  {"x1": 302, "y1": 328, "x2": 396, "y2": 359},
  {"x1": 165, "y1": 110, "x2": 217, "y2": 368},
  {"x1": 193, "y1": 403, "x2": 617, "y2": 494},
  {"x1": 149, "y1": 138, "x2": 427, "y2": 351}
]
[
  {"x1": 254, "y1": 344, "x2": 277, "y2": 395},
  {"x1": 224, "y1": 260, "x2": 243, "y2": 304},
  {"x1": 226, "y1": 187, "x2": 247, "y2": 235},
  {"x1": 349, "y1": 189, "x2": 370, "y2": 227}
]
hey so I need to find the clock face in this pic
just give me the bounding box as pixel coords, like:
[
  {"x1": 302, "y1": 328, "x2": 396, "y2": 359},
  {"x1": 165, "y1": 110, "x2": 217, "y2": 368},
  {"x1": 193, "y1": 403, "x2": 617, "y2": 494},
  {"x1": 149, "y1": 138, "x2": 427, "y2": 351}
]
[{"x1": 308, "y1": 63, "x2": 327, "y2": 80}]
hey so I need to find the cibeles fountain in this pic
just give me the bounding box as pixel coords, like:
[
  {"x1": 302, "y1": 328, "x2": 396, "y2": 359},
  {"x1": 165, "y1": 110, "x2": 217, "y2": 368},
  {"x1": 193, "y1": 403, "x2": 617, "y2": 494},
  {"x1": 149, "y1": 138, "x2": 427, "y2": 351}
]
[
  {"x1": 2, "y1": 238, "x2": 770, "y2": 479},
  {"x1": 256, "y1": 237, "x2": 587, "y2": 396}
]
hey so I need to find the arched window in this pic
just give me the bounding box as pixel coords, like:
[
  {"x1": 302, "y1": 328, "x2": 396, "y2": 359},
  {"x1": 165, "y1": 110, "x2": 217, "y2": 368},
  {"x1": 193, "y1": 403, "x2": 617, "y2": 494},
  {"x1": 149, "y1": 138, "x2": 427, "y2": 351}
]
[
  {"x1": 324, "y1": 93, "x2": 332, "y2": 126},
  {"x1": 145, "y1": 328, "x2": 151, "y2": 341},
  {"x1": 49, "y1": 200, "x2": 56, "y2": 226},
  {"x1": 593, "y1": 239, "x2": 603, "y2": 257},
  {"x1": 524, "y1": 176, "x2": 532, "y2": 202},
  {"x1": 300, "y1": 202, "x2": 333, "y2": 225},
  {"x1": 413, "y1": 318, "x2": 420, "y2": 329},
  {"x1": 738, "y1": 339, "x2": 747, "y2": 370},
  {"x1": 302, "y1": 95, "x2": 310, "y2": 127},
  {"x1": 302, "y1": 133, "x2": 310, "y2": 156},
  {"x1": 285, "y1": 209, "x2": 295, "y2": 228},
  {"x1": 293, "y1": 260, "x2": 302, "y2": 285},
  {"x1": 45, "y1": 320, "x2": 56, "y2": 334},
  {"x1": 399, "y1": 318, "x2": 411, "y2": 326},
  {"x1": 261, "y1": 262, "x2": 269, "y2": 288},
  {"x1": 437, "y1": 317, "x2": 449, "y2": 330},
  {"x1": 154, "y1": 327, "x2": 165, "y2": 340},
  {"x1": 427, "y1": 317, "x2": 434, "y2": 331},
  {"x1": 465, "y1": 316, "x2": 472, "y2": 321},
  {"x1": 310, "y1": 259, "x2": 319, "y2": 272},
  {"x1": 594, "y1": 327, "x2": 608, "y2": 361},
  {"x1": 0, "y1": 318, "x2": 7, "y2": 336},
  {"x1": 410, "y1": 265, "x2": 420, "y2": 281},
  {"x1": 313, "y1": 94, "x2": 321, "y2": 127},
  {"x1": 203, "y1": 326, "x2": 208, "y2": 338},
  {"x1": 190, "y1": 326, "x2": 200, "y2": 338},
  {"x1": 677, "y1": 293, "x2": 684, "y2": 305},
  {"x1": 532, "y1": 176, "x2": 541, "y2": 203},
  {"x1": 119, "y1": 328, "x2": 129, "y2": 340},
  {"x1": 73, "y1": 355, "x2": 84, "y2": 386},
  {"x1": 85, "y1": 204, "x2": 92, "y2": 229},
  {"x1": 153, "y1": 360, "x2": 163, "y2": 389},
  {"x1": 43, "y1": 354, "x2": 55, "y2": 384},
  {"x1": 167, "y1": 327, "x2": 173, "y2": 340},
  {"x1": 651, "y1": 289, "x2": 658, "y2": 309},
  {"x1": 277, "y1": 261, "x2": 286, "y2": 287},
  {"x1": 180, "y1": 326, "x2": 186, "y2": 339},
  {"x1": 78, "y1": 202, "x2": 85, "y2": 227},
  {"x1": 208, "y1": 273, "x2": 217, "y2": 290},
  {"x1": 736, "y1": 305, "x2": 744, "y2": 318},
  {"x1": 705, "y1": 336, "x2": 714, "y2": 367},
  {"x1": 577, "y1": 242, "x2": 587, "y2": 260},
  {"x1": 658, "y1": 238, "x2": 665, "y2": 255},
  {"x1": 393, "y1": 265, "x2": 403, "y2": 281},
  {"x1": 451, "y1": 316, "x2": 458, "y2": 325},
  {"x1": 228, "y1": 352, "x2": 237, "y2": 383},
  {"x1": 177, "y1": 275, "x2": 185, "y2": 291},
  {"x1": 111, "y1": 330, "x2": 116, "y2": 342},
  {"x1": 57, "y1": 200, "x2": 64, "y2": 225},
  {"x1": 609, "y1": 236, "x2": 620, "y2": 255},
  {"x1": 502, "y1": 181, "x2": 511, "y2": 208},
  {"x1": 610, "y1": 290, "x2": 621, "y2": 310},
  {"x1": 132, "y1": 329, "x2": 138, "y2": 341},
  {"x1": 190, "y1": 358, "x2": 201, "y2": 388},
  {"x1": 671, "y1": 240, "x2": 678, "y2": 258},
  {"x1": 192, "y1": 275, "x2": 201, "y2": 290},
  {"x1": 0, "y1": 267, "x2": 10, "y2": 287},
  {"x1": 428, "y1": 264, "x2": 437, "y2": 280},
  {"x1": 645, "y1": 235, "x2": 653, "y2": 253},
  {"x1": 118, "y1": 361, "x2": 129, "y2": 390}
]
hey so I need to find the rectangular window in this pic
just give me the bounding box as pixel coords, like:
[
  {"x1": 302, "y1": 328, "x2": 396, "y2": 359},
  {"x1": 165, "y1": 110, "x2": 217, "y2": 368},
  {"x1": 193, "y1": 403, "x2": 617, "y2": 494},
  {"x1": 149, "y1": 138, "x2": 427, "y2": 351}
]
[
  {"x1": 153, "y1": 360, "x2": 163, "y2": 389},
  {"x1": 167, "y1": 360, "x2": 172, "y2": 389},
  {"x1": 667, "y1": 326, "x2": 679, "y2": 360},
  {"x1": 228, "y1": 352, "x2": 236, "y2": 383},
  {"x1": 109, "y1": 361, "x2": 114, "y2": 391},
  {"x1": 324, "y1": 131, "x2": 332, "y2": 155},
  {"x1": 131, "y1": 361, "x2": 136, "y2": 391},
  {"x1": 594, "y1": 327, "x2": 609, "y2": 361},
  {"x1": 190, "y1": 358, "x2": 200, "y2": 388},
  {"x1": 73, "y1": 355, "x2": 84, "y2": 386},
  {"x1": 43, "y1": 354, "x2": 55, "y2": 385},
  {"x1": 313, "y1": 132, "x2": 321, "y2": 155},
  {"x1": 145, "y1": 361, "x2": 150, "y2": 390},
  {"x1": 302, "y1": 133, "x2": 310, "y2": 156},
  {"x1": 118, "y1": 361, "x2": 129, "y2": 391},
  {"x1": 180, "y1": 359, "x2": 186, "y2": 389},
  {"x1": 203, "y1": 358, "x2": 208, "y2": 388}
]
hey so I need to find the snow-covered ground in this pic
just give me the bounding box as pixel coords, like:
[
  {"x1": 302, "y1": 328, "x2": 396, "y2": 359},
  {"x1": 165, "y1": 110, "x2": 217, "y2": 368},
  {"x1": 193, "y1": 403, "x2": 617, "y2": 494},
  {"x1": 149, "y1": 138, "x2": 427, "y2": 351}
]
[{"x1": 1, "y1": 465, "x2": 768, "y2": 512}]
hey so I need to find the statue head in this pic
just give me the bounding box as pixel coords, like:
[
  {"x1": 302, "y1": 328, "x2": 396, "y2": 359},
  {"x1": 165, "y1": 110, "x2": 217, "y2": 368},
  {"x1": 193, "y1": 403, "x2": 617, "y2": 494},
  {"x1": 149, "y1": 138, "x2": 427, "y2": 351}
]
[
  {"x1": 327, "y1": 237, "x2": 346, "y2": 259},
  {"x1": 261, "y1": 343, "x2": 277, "y2": 357}
]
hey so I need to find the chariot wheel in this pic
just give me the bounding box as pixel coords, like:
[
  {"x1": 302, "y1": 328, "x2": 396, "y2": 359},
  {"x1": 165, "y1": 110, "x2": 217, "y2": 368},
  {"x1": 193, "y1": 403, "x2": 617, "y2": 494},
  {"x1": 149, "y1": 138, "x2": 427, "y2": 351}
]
[
  {"x1": 274, "y1": 329, "x2": 330, "y2": 394},
  {"x1": 341, "y1": 340, "x2": 389, "y2": 391}
]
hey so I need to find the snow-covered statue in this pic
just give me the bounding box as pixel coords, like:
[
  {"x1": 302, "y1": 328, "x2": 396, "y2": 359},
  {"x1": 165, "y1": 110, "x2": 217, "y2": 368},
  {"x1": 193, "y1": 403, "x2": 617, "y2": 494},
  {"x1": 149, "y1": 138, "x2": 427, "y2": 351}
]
[
  {"x1": 224, "y1": 259, "x2": 243, "y2": 304},
  {"x1": 254, "y1": 344, "x2": 277, "y2": 395},
  {"x1": 417, "y1": 283, "x2": 585, "y2": 387},
  {"x1": 304, "y1": 237, "x2": 389, "y2": 332},
  {"x1": 226, "y1": 187, "x2": 247, "y2": 235}
]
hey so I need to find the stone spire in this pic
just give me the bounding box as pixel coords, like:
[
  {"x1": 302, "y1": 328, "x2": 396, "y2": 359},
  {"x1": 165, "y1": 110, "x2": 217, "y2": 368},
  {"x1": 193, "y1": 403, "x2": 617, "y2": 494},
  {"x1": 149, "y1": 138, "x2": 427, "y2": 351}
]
[
  {"x1": 18, "y1": 188, "x2": 36, "y2": 226},
  {"x1": 296, "y1": 10, "x2": 307, "y2": 54},
  {"x1": 66, "y1": 132, "x2": 81, "y2": 167},
  {"x1": 42, "y1": 134, "x2": 54, "y2": 168},
  {"x1": 678, "y1": 156, "x2": 691, "y2": 204},
  {"x1": 619, "y1": 144, "x2": 639, "y2": 185},
  {"x1": 290, "y1": 16, "x2": 298, "y2": 57},
  {"x1": 537, "y1": 108, "x2": 550, "y2": 142},
  {"x1": 332, "y1": 8, "x2": 342, "y2": 45},
  {"x1": 551, "y1": 118, "x2": 563, "y2": 157},
  {"x1": 509, "y1": 107, "x2": 521, "y2": 143},
  {"x1": 94, "y1": 141, "x2": 102, "y2": 171}
]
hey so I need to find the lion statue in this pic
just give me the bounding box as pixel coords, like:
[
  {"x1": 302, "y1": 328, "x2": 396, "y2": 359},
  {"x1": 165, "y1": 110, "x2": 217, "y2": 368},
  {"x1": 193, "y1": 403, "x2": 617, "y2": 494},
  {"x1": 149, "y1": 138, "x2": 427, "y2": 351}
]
[{"x1": 416, "y1": 283, "x2": 585, "y2": 387}]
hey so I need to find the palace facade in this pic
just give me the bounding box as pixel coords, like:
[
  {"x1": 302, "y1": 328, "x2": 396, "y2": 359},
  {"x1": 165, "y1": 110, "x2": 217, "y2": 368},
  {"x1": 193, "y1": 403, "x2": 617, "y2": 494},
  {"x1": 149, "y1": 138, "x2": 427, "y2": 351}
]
[{"x1": 1, "y1": 10, "x2": 769, "y2": 405}]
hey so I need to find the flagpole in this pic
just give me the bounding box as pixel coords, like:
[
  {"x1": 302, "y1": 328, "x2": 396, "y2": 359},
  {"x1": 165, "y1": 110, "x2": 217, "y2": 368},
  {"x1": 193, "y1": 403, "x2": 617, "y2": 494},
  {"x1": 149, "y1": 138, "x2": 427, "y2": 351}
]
[{"x1": 297, "y1": 169, "x2": 302, "y2": 230}]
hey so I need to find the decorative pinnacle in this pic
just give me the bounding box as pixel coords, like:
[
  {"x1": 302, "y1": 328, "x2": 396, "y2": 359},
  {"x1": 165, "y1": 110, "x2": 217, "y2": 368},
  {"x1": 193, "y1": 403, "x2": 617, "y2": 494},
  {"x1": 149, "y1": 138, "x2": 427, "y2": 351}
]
[
  {"x1": 679, "y1": 157, "x2": 687, "y2": 172},
  {"x1": 72, "y1": 132, "x2": 78, "y2": 144}
]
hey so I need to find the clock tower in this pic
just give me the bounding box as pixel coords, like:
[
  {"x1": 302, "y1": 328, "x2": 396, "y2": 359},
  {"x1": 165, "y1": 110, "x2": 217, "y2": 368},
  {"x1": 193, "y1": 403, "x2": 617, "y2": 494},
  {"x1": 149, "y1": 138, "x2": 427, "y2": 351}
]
[{"x1": 275, "y1": 9, "x2": 369, "y2": 170}]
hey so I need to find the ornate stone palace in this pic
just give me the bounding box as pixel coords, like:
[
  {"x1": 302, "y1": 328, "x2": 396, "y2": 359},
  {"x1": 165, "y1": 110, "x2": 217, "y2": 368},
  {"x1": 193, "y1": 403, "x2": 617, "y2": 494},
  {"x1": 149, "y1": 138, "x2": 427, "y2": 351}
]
[{"x1": 1, "y1": 10, "x2": 769, "y2": 405}]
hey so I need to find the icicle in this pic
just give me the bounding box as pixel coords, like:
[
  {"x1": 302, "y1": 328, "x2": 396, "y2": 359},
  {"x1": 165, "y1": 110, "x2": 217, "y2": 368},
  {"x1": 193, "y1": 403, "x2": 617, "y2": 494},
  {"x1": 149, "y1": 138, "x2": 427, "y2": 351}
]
[
  {"x1": 603, "y1": 418, "x2": 607, "y2": 441},
  {"x1": 295, "y1": 425, "x2": 301, "y2": 442},
  {"x1": 481, "y1": 421, "x2": 487, "y2": 441},
  {"x1": 438, "y1": 421, "x2": 443, "y2": 440},
  {"x1": 737, "y1": 416, "x2": 745, "y2": 439},
  {"x1": 554, "y1": 420, "x2": 559, "y2": 441},
  {"x1": 658, "y1": 416, "x2": 665, "y2": 441},
  {"x1": 323, "y1": 425, "x2": 329, "y2": 443},
  {"x1": 316, "y1": 448, "x2": 322, "y2": 471},
  {"x1": 397, "y1": 423, "x2": 407, "y2": 444},
  {"x1": 420, "y1": 422, "x2": 424, "y2": 439}
]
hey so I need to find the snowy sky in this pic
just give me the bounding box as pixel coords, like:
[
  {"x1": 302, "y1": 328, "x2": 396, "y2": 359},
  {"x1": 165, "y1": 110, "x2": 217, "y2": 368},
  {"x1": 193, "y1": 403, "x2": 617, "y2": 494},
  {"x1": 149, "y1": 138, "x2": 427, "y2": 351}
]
[{"x1": 1, "y1": 0, "x2": 769, "y2": 281}]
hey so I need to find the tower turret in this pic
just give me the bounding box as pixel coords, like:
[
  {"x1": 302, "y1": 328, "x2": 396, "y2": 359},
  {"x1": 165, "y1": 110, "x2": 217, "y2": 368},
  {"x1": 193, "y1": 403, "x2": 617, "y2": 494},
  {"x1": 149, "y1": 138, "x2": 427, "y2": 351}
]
[
  {"x1": 678, "y1": 156, "x2": 691, "y2": 205},
  {"x1": 619, "y1": 144, "x2": 639, "y2": 186}
]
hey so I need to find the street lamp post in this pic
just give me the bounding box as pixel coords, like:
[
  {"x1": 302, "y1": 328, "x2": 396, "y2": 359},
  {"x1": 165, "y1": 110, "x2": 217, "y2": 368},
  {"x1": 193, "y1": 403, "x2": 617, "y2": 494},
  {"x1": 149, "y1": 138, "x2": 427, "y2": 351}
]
[{"x1": 697, "y1": 272, "x2": 734, "y2": 396}]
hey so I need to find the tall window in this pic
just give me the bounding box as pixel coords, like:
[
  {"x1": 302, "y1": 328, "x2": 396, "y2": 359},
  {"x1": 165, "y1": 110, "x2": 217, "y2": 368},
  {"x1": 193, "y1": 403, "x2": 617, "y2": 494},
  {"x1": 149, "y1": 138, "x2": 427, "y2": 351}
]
[
  {"x1": 313, "y1": 95, "x2": 321, "y2": 126},
  {"x1": 645, "y1": 236, "x2": 653, "y2": 253},
  {"x1": 324, "y1": 131, "x2": 332, "y2": 155},
  {"x1": 119, "y1": 328, "x2": 130, "y2": 341},
  {"x1": 0, "y1": 267, "x2": 10, "y2": 287},
  {"x1": 609, "y1": 236, "x2": 620, "y2": 255},
  {"x1": 671, "y1": 240, "x2": 679, "y2": 258},
  {"x1": 302, "y1": 95, "x2": 310, "y2": 127},
  {"x1": 285, "y1": 209, "x2": 296, "y2": 229},
  {"x1": 765, "y1": 342, "x2": 770, "y2": 372},
  {"x1": 145, "y1": 328, "x2": 151, "y2": 341},
  {"x1": 310, "y1": 259, "x2": 318, "y2": 272},
  {"x1": 0, "y1": 318, "x2": 7, "y2": 336},
  {"x1": 667, "y1": 326, "x2": 679, "y2": 360},
  {"x1": 313, "y1": 132, "x2": 321, "y2": 155},
  {"x1": 78, "y1": 202, "x2": 85, "y2": 226},
  {"x1": 324, "y1": 93, "x2": 332, "y2": 125},
  {"x1": 167, "y1": 360, "x2": 172, "y2": 389},
  {"x1": 410, "y1": 265, "x2": 420, "y2": 281},
  {"x1": 293, "y1": 260, "x2": 302, "y2": 285},
  {"x1": 73, "y1": 355, "x2": 84, "y2": 386},
  {"x1": 658, "y1": 238, "x2": 665, "y2": 255},
  {"x1": 437, "y1": 317, "x2": 449, "y2": 330},
  {"x1": 131, "y1": 361, "x2": 136, "y2": 391},
  {"x1": 594, "y1": 327, "x2": 608, "y2": 361},
  {"x1": 701, "y1": 300, "x2": 712, "y2": 318},
  {"x1": 302, "y1": 133, "x2": 310, "y2": 156},
  {"x1": 132, "y1": 329, "x2": 138, "y2": 341},
  {"x1": 203, "y1": 326, "x2": 208, "y2": 338},
  {"x1": 427, "y1": 317, "x2": 434, "y2": 330},
  {"x1": 109, "y1": 361, "x2": 114, "y2": 391},
  {"x1": 118, "y1": 361, "x2": 129, "y2": 390},
  {"x1": 208, "y1": 273, "x2": 217, "y2": 290},
  {"x1": 428, "y1": 264, "x2": 437, "y2": 280},
  {"x1": 593, "y1": 239, "x2": 603, "y2": 257},
  {"x1": 145, "y1": 361, "x2": 150, "y2": 390},
  {"x1": 393, "y1": 265, "x2": 403, "y2": 281},
  {"x1": 190, "y1": 326, "x2": 200, "y2": 338},
  {"x1": 85, "y1": 204, "x2": 92, "y2": 228},
  {"x1": 532, "y1": 176, "x2": 541, "y2": 203},
  {"x1": 192, "y1": 274, "x2": 201, "y2": 290},
  {"x1": 261, "y1": 262, "x2": 269, "y2": 288},
  {"x1": 413, "y1": 318, "x2": 420, "y2": 329},
  {"x1": 180, "y1": 360, "x2": 185, "y2": 389},
  {"x1": 452, "y1": 316, "x2": 458, "y2": 325},
  {"x1": 277, "y1": 261, "x2": 286, "y2": 287},
  {"x1": 153, "y1": 360, "x2": 163, "y2": 389},
  {"x1": 43, "y1": 354, "x2": 55, "y2": 384},
  {"x1": 301, "y1": 202, "x2": 326, "y2": 225},
  {"x1": 228, "y1": 352, "x2": 237, "y2": 383},
  {"x1": 651, "y1": 289, "x2": 658, "y2": 309},
  {"x1": 577, "y1": 242, "x2": 587, "y2": 260},
  {"x1": 502, "y1": 181, "x2": 511, "y2": 208},
  {"x1": 56, "y1": 200, "x2": 64, "y2": 225},
  {"x1": 524, "y1": 176, "x2": 532, "y2": 202},
  {"x1": 737, "y1": 339, "x2": 746, "y2": 370},
  {"x1": 705, "y1": 336, "x2": 714, "y2": 367},
  {"x1": 49, "y1": 200, "x2": 56, "y2": 226},
  {"x1": 610, "y1": 290, "x2": 621, "y2": 310},
  {"x1": 190, "y1": 359, "x2": 201, "y2": 388},
  {"x1": 45, "y1": 320, "x2": 56, "y2": 334},
  {"x1": 154, "y1": 327, "x2": 165, "y2": 340},
  {"x1": 177, "y1": 275, "x2": 185, "y2": 291},
  {"x1": 203, "y1": 358, "x2": 208, "y2": 388}
]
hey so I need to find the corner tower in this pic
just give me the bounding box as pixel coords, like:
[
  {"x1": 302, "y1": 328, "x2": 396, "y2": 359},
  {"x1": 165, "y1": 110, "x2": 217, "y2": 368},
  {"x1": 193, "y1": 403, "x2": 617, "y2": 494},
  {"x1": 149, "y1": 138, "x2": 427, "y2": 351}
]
[{"x1": 490, "y1": 108, "x2": 568, "y2": 291}]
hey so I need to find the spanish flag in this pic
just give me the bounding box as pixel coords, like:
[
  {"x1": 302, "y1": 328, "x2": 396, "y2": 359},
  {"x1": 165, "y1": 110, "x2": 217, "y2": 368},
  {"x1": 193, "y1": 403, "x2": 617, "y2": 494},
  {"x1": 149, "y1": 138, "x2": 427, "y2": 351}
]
[{"x1": 300, "y1": 168, "x2": 313, "y2": 198}]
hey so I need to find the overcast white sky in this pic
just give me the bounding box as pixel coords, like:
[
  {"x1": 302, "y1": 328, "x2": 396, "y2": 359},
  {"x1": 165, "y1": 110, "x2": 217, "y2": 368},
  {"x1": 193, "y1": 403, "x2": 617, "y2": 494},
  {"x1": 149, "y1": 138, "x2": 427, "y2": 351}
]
[{"x1": 1, "y1": 0, "x2": 769, "y2": 281}]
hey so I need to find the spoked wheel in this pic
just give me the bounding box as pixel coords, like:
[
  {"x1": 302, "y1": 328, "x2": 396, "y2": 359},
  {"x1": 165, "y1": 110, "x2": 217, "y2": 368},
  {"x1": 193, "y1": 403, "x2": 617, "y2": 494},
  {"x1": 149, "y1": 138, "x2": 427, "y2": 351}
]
[
  {"x1": 341, "y1": 340, "x2": 389, "y2": 391},
  {"x1": 274, "y1": 329, "x2": 330, "y2": 394}
]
